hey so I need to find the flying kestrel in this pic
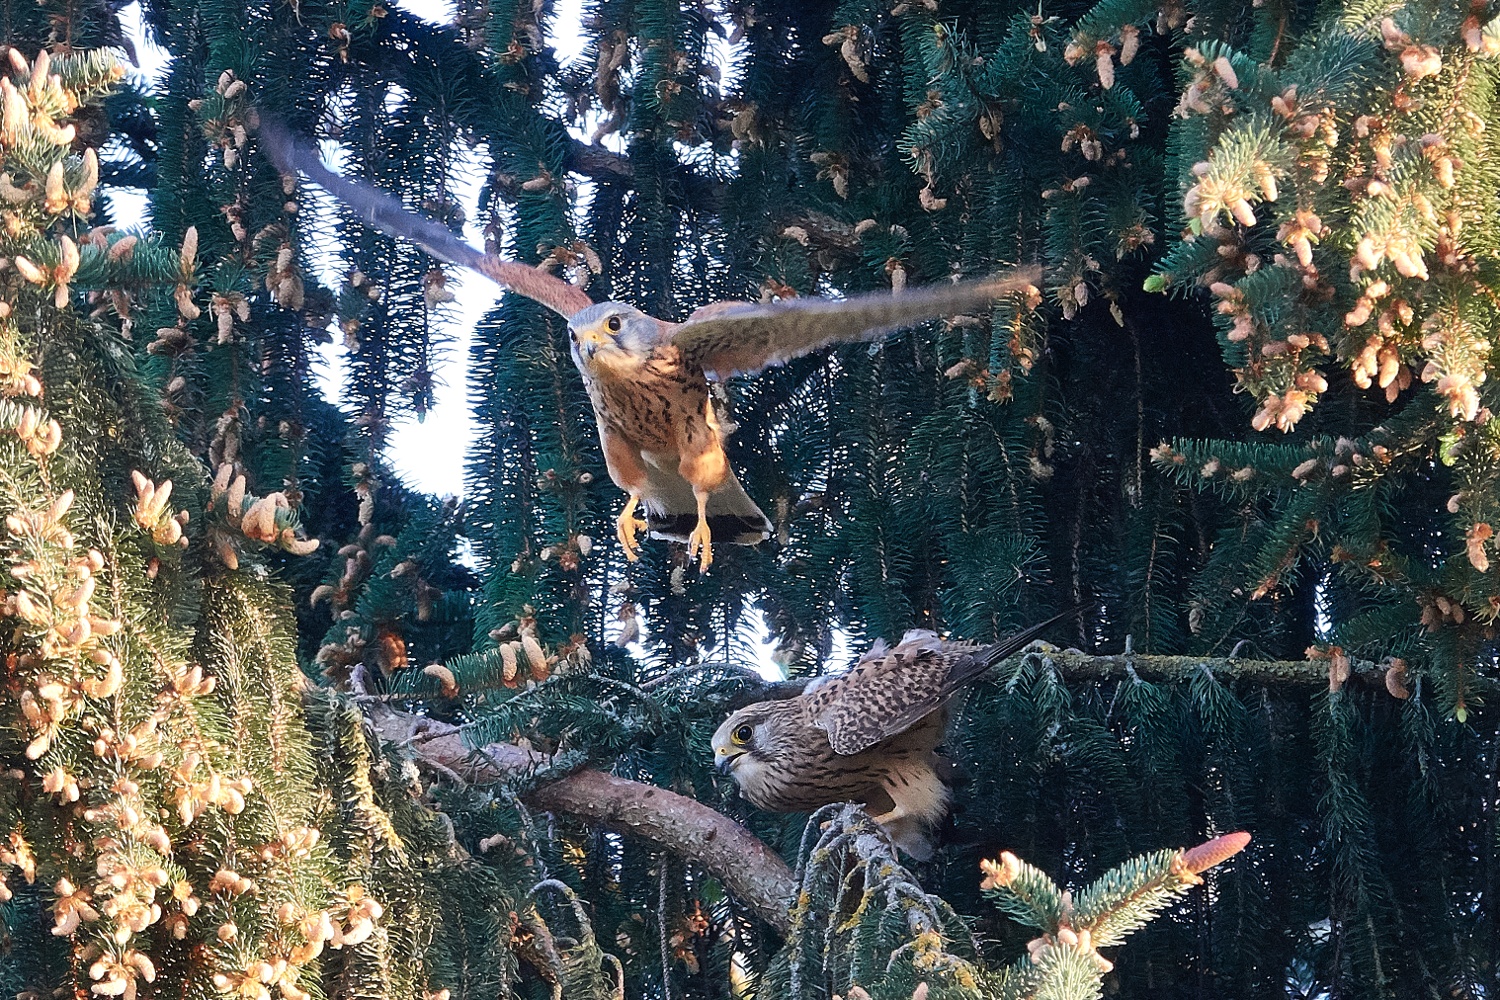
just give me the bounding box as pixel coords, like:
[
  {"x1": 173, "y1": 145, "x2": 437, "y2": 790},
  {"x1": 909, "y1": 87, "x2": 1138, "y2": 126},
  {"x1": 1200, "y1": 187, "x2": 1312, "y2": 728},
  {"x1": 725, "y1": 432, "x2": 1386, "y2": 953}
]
[
  {"x1": 265, "y1": 126, "x2": 1038, "y2": 570},
  {"x1": 711, "y1": 611, "x2": 1077, "y2": 858}
]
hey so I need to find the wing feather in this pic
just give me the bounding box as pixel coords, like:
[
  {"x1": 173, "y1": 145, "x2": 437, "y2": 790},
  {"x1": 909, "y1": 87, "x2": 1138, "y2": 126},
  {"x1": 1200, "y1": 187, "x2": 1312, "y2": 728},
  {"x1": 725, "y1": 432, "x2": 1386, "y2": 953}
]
[
  {"x1": 261, "y1": 120, "x2": 593, "y2": 319},
  {"x1": 805, "y1": 609, "x2": 1082, "y2": 756},
  {"x1": 805, "y1": 643, "x2": 977, "y2": 756},
  {"x1": 671, "y1": 268, "x2": 1039, "y2": 378}
]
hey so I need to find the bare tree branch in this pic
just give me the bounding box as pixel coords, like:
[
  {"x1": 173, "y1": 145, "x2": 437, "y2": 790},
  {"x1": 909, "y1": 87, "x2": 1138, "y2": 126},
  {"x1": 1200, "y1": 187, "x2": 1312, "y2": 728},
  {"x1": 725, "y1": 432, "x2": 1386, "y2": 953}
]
[
  {"x1": 363, "y1": 704, "x2": 797, "y2": 934},
  {"x1": 1011, "y1": 648, "x2": 1488, "y2": 692}
]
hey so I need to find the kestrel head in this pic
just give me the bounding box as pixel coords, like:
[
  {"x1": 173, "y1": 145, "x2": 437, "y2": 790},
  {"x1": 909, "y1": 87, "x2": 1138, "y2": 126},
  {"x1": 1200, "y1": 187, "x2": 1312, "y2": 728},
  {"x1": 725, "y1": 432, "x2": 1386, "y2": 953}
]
[
  {"x1": 710, "y1": 701, "x2": 800, "y2": 781},
  {"x1": 567, "y1": 301, "x2": 655, "y2": 371}
]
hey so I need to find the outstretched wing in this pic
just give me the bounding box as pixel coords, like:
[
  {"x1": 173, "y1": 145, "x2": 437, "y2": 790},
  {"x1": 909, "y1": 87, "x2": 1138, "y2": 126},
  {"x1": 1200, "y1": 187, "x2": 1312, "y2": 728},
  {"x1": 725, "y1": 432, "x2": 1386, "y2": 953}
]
[
  {"x1": 470, "y1": 255, "x2": 595, "y2": 319},
  {"x1": 671, "y1": 268, "x2": 1039, "y2": 378},
  {"x1": 261, "y1": 121, "x2": 593, "y2": 319},
  {"x1": 804, "y1": 609, "x2": 1082, "y2": 756}
]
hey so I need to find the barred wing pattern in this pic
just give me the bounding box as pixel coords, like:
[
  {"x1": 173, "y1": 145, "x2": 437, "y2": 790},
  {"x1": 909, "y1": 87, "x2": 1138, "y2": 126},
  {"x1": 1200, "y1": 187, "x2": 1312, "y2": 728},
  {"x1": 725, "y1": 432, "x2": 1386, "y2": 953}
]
[
  {"x1": 803, "y1": 637, "x2": 984, "y2": 756},
  {"x1": 262, "y1": 121, "x2": 593, "y2": 319},
  {"x1": 804, "y1": 609, "x2": 1083, "y2": 756},
  {"x1": 670, "y1": 269, "x2": 1041, "y2": 379}
]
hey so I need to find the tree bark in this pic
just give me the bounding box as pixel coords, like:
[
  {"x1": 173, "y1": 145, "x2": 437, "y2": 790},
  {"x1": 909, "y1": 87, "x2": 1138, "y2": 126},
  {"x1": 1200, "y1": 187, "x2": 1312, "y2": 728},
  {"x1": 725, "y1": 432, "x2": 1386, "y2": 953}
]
[
  {"x1": 1019, "y1": 649, "x2": 1496, "y2": 694},
  {"x1": 363, "y1": 704, "x2": 797, "y2": 934}
]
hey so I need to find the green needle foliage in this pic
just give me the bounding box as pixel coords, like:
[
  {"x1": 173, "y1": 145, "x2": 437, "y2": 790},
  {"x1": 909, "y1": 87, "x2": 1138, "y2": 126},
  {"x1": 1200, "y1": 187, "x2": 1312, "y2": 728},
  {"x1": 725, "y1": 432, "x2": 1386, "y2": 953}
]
[{"x1": 0, "y1": 0, "x2": 1497, "y2": 999}]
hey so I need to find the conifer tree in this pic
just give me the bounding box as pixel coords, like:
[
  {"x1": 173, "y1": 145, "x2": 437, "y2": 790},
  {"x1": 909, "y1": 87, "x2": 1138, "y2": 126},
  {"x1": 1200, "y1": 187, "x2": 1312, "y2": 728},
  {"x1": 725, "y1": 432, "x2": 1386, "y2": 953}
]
[{"x1": 1, "y1": 1, "x2": 1497, "y2": 999}]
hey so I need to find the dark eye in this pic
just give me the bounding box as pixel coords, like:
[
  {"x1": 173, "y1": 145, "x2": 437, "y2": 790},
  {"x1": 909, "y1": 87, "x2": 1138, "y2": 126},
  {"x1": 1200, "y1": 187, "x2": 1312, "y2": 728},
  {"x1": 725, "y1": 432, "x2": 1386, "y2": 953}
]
[
  {"x1": 732, "y1": 724, "x2": 753, "y2": 745},
  {"x1": 605, "y1": 315, "x2": 622, "y2": 333}
]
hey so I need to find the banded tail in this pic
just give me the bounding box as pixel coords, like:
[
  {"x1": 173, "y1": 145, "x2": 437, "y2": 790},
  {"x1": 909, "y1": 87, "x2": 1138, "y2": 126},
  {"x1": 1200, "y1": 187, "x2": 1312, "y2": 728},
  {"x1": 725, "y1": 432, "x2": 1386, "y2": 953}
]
[{"x1": 640, "y1": 464, "x2": 772, "y2": 544}]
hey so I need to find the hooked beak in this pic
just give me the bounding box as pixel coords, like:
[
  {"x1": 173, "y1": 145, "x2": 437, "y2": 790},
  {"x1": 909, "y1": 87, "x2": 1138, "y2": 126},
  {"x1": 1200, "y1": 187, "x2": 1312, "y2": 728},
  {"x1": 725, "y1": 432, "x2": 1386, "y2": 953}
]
[
  {"x1": 574, "y1": 324, "x2": 608, "y2": 360},
  {"x1": 714, "y1": 749, "x2": 743, "y2": 776}
]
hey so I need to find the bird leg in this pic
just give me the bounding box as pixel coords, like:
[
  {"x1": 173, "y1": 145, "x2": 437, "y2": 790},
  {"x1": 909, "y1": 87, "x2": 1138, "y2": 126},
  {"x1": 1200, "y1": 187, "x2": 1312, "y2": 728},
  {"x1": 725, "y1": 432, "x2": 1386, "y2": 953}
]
[
  {"x1": 866, "y1": 803, "x2": 908, "y2": 826},
  {"x1": 685, "y1": 489, "x2": 714, "y2": 571},
  {"x1": 615, "y1": 493, "x2": 647, "y2": 561}
]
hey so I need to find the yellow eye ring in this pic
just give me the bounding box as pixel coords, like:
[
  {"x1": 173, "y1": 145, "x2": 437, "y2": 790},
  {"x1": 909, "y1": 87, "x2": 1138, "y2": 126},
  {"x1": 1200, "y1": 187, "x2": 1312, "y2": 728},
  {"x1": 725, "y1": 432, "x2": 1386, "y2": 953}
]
[
  {"x1": 731, "y1": 724, "x2": 753, "y2": 745},
  {"x1": 605, "y1": 315, "x2": 622, "y2": 333}
]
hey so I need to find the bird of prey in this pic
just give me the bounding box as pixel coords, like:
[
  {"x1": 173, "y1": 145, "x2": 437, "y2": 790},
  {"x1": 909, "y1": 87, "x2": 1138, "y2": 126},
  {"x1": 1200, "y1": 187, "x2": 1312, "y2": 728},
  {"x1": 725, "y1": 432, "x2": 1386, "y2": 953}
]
[
  {"x1": 711, "y1": 611, "x2": 1078, "y2": 858},
  {"x1": 264, "y1": 125, "x2": 1038, "y2": 570}
]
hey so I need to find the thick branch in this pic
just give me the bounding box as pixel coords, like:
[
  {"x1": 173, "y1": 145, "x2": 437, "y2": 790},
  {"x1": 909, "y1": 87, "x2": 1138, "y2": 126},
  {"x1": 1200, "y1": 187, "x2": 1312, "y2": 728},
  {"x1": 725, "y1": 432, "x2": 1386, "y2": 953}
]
[
  {"x1": 1023, "y1": 651, "x2": 1368, "y2": 686},
  {"x1": 565, "y1": 138, "x2": 634, "y2": 182},
  {"x1": 363, "y1": 704, "x2": 796, "y2": 934},
  {"x1": 1011, "y1": 649, "x2": 1498, "y2": 695}
]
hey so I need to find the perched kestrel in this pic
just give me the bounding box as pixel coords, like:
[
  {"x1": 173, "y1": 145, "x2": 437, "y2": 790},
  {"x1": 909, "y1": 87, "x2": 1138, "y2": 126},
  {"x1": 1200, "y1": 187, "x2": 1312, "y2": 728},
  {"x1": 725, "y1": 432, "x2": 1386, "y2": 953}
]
[
  {"x1": 266, "y1": 126, "x2": 1038, "y2": 569},
  {"x1": 711, "y1": 611, "x2": 1076, "y2": 858}
]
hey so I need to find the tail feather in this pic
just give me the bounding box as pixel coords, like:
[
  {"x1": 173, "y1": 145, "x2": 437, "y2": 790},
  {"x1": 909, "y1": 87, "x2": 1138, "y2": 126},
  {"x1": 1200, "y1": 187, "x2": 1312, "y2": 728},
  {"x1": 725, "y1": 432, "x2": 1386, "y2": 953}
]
[
  {"x1": 936, "y1": 606, "x2": 1091, "y2": 696},
  {"x1": 640, "y1": 464, "x2": 771, "y2": 544},
  {"x1": 977, "y1": 605, "x2": 1090, "y2": 667},
  {"x1": 647, "y1": 511, "x2": 772, "y2": 544}
]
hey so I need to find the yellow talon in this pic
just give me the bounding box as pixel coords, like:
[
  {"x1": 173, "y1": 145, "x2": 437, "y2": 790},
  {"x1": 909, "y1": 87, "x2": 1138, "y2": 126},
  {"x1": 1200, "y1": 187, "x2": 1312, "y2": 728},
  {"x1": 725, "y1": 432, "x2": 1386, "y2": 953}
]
[
  {"x1": 616, "y1": 494, "x2": 646, "y2": 561},
  {"x1": 687, "y1": 491, "x2": 713, "y2": 572},
  {"x1": 687, "y1": 518, "x2": 714, "y2": 572}
]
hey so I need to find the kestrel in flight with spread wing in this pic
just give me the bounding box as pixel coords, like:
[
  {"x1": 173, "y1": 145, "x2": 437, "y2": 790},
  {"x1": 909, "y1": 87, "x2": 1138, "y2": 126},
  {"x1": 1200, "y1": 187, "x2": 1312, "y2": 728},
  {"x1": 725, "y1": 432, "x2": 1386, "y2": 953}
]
[
  {"x1": 711, "y1": 610, "x2": 1078, "y2": 858},
  {"x1": 266, "y1": 126, "x2": 1039, "y2": 570}
]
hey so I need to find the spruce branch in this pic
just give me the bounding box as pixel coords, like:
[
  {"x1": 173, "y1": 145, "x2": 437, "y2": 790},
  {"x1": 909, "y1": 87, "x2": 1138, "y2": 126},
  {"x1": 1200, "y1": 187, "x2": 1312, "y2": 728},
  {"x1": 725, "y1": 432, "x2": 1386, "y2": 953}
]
[
  {"x1": 1002, "y1": 648, "x2": 1499, "y2": 694},
  {"x1": 362, "y1": 703, "x2": 797, "y2": 933},
  {"x1": 980, "y1": 833, "x2": 1251, "y2": 999},
  {"x1": 981, "y1": 853, "x2": 1065, "y2": 930}
]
